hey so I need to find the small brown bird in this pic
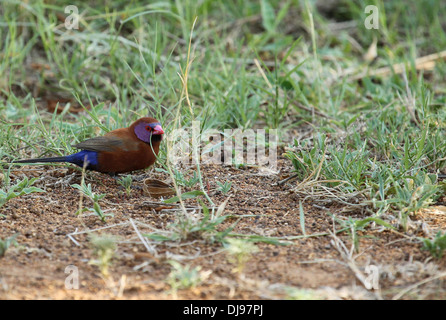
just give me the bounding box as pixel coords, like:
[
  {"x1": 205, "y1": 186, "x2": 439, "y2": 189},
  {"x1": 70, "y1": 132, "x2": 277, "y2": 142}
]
[{"x1": 14, "y1": 117, "x2": 164, "y2": 174}]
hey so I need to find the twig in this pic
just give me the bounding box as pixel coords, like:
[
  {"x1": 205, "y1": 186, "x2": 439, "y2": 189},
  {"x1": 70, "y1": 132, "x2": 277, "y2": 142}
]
[
  {"x1": 329, "y1": 229, "x2": 383, "y2": 300},
  {"x1": 392, "y1": 272, "x2": 446, "y2": 300},
  {"x1": 66, "y1": 221, "x2": 130, "y2": 246},
  {"x1": 349, "y1": 50, "x2": 446, "y2": 80},
  {"x1": 67, "y1": 232, "x2": 81, "y2": 247},
  {"x1": 129, "y1": 218, "x2": 157, "y2": 256},
  {"x1": 289, "y1": 98, "x2": 332, "y2": 119},
  {"x1": 276, "y1": 173, "x2": 299, "y2": 186}
]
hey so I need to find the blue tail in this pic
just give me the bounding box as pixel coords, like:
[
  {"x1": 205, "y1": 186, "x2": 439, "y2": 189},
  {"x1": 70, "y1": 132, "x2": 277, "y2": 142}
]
[{"x1": 14, "y1": 150, "x2": 99, "y2": 169}]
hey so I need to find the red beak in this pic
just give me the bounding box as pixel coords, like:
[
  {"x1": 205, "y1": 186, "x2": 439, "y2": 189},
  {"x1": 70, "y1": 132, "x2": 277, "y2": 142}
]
[{"x1": 153, "y1": 125, "x2": 164, "y2": 135}]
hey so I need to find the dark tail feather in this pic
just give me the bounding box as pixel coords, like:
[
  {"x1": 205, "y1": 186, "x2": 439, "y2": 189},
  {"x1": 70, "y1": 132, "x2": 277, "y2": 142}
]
[{"x1": 13, "y1": 156, "x2": 69, "y2": 164}]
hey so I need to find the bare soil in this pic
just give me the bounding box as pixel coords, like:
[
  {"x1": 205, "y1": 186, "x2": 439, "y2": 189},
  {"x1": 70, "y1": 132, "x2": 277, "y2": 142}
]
[{"x1": 1, "y1": 158, "x2": 445, "y2": 300}]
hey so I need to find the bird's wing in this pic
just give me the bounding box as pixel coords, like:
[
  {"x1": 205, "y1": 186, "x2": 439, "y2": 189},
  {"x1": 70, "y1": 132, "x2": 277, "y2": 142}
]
[{"x1": 72, "y1": 136, "x2": 136, "y2": 152}]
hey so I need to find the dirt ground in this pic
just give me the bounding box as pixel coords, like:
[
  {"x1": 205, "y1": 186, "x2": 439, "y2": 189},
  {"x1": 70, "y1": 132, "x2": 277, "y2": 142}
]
[{"x1": 1, "y1": 157, "x2": 445, "y2": 300}]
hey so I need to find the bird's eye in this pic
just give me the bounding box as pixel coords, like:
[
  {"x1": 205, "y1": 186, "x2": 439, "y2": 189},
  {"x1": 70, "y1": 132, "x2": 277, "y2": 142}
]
[{"x1": 146, "y1": 126, "x2": 152, "y2": 131}]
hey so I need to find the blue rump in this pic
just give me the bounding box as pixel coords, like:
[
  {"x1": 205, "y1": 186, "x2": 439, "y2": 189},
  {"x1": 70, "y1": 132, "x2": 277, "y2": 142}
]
[{"x1": 66, "y1": 150, "x2": 99, "y2": 169}]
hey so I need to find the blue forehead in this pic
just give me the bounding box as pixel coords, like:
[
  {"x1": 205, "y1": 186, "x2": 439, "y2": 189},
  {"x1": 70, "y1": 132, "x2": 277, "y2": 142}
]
[{"x1": 148, "y1": 122, "x2": 161, "y2": 128}]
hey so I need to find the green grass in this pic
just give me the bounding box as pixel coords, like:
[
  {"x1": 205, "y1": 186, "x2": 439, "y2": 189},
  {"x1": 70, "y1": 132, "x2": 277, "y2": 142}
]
[
  {"x1": 0, "y1": 175, "x2": 45, "y2": 209},
  {"x1": 116, "y1": 174, "x2": 133, "y2": 196},
  {"x1": 72, "y1": 180, "x2": 112, "y2": 222},
  {"x1": 422, "y1": 230, "x2": 446, "y2": 259},
  {"x1": 166, "y1": 260, "x2": 211, "y2": 298},
  {"x1": 0, "y1": 233, "x2": 18, "y2": 257},
  {"x1": 1, "y1": 0, "x2": 446, "y2": 260},
  {"x1": 88, "y1": 233, "x2": 117, "y2": 278}
]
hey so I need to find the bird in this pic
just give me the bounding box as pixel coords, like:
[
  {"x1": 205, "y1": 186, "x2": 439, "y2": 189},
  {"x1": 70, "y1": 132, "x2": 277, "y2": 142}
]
[{"x1": 12, "y1": 117, "x2": 164, "y2": 174}]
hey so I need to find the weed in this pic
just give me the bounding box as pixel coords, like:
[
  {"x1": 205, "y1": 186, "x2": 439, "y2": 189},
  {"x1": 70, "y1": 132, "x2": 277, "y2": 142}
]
[
  {"x1": 0, "y1": 176, "x2": 45, "y2": 209},
  {"x1": 157, "y1": 168, "x2": 200, "y2": 188},
  {"x1": 391, "y1": 173, "x2": 440, "y2": 230},
  {"x1": 88, "y1": 234, "x2": 117, "y2": 278},
  {"x1": 0, "y1": 234, "x2": 18, "y2": 258},
  {"x1": 163, "y1": 190, "x2": 205, "y2": 204},
  {"x1": 72, "y1": 182, "x2": 112, "y2": 222},
  {"x1": 166, "y1": 260, "x2": 211, "y2": 296},
  {"x1": 117, "y1": 175, "x2": 133, "y2": 196},
  {"x1": 421, "y1": 231, "x2": 446, "y2": 259},
  {"x1": 166, "y1": 200, "x2": 233, "y2": 242},
  {"x1": 284, "y1": 287, "x2": 321, "y2": 300},
  {"x1": 331, "y1": 215, "x2": 394, "y2": 252},
  {"x1": 225, "y1": 238, "x2": 259, "y2": 275},
  {"x1": 216, "y1": 180, "x2": 232, "y2": 194}
]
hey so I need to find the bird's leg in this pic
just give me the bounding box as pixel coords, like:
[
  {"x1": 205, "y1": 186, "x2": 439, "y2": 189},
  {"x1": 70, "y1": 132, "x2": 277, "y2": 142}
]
[
  {"x1": 129, "y1": 174, "x2": 146, "y2": 182},
  {"x1": 100, "y1": 172, "x2": 120, "y2": 183}
]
